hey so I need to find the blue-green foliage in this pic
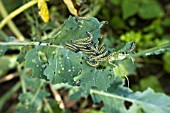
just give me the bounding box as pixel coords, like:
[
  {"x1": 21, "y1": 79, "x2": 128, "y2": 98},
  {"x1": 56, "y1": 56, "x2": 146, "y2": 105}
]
[
  {"x1": 44, "y1": 48, "x2": 84, "y2": 84},
  {"x1": 52, "y1": 16, "x2": 106, "y2": 45},
  {"x1": 23, "y1": 16, "x2": 170, "y2": 113},
  {"x1": 127, "y1": 88, "x2": 170, "y2": 113},
  {"x1": 91, "y1": 88, "x2": 170, "y2": 113},
  {"x1": 25, "y1": 16, "x2": 115, "y2": 92},
  {"x1": 17, "y1": 76, "x2": 50, "y2": 113}
]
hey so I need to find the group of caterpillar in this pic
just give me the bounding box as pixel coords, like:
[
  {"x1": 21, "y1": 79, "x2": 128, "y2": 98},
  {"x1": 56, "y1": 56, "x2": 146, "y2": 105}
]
[{"x1": 64, "y1": 32, "x2": 136, "y2": 67}]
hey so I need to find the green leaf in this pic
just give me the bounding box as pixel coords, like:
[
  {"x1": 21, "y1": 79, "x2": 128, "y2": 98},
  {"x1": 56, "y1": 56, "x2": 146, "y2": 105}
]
[
  {"x1": 90, "y1": 88, "x2": 170, "y2": 113},
  {"x1": 114, "y1": 59, "x2": 136, "y2": 77},
  {"x1": 111, "y1": 16, "x2": 126, "y2": 29},
  {"x1": 107, "y1": 77, "x2": 132, "y2": 96},
  {"x1": 17, "y1": 76, "x2": 49, "y2": 113},
  {"x1": 52, "y1": 16, "x2": 106, "y2": 45},
  {"x1": 127, "y1": 88, "x2": 170, "y2": 113},
  {"x1": 122, "y1": 0, "x2": 139, "y2": 19},
  {"x1": 74, "y1": 66, "x2": 115, "y2": 92},
  {"x1": 0, "y1": 45, "x2": 7, "y2": 57},
  {"x1": 68, "y1": 87, "x2": 85, "y2": 101},
  {"x1": 138, "y1": 0, "x2": 164, "y2": 19},
  {"x1": 139, "y1": 76, "x2": 164, "y2": 92},
  {"x1": 91, "y1": 89, "x2": 127, "y2": 113},
  {"x1": 92, "y1": 77, "x2": 132, "y2": 113},
  {"x1": 17, "y1": 46, "x2": 31, "y2": 63},
  {"x1": 44, "y1": 48, "x2": 85, "y2": 84},
  {"x1": 25, "y1": 16, "x2": 111, "y2": 93},
  {"x1": 25, "y1": 48, "x2": 47, "y2": 79}
]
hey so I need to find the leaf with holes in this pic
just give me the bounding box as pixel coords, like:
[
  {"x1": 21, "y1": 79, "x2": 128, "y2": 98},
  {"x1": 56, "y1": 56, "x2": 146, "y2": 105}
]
[
  {"x1": 90, "y1": 88, "x2": 170, "y2": 113},
  {"x1": 52, "y1": 16, "x2": 106, "y2": 45},
  {"x1": 74, "y1": 65, "x2": 115, "y2": 92},
  {"x1": 44, "y1": 48, "x2": 86, "y2": 85},
  {"x1": 25, "y1": 48, "x2": 47, "y2": 79}
]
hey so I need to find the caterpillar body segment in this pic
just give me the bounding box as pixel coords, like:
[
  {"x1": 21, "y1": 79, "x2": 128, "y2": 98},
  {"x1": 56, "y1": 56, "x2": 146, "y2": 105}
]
[
  {"x1": 64, "y1": 43, "x2": 79, "y2": 52},
  {"x1": 99, "y1": 44, "x2": 106, "y2": 54},
  {"x1": 89, "y1": 50, "x2": 109, "y2": 61},
  {"x1": 72, "y1": 32, "x2": 93, "y2": 44},
  {"x1": 86, "y1": 60, "x2": 99, "y2": 67}
]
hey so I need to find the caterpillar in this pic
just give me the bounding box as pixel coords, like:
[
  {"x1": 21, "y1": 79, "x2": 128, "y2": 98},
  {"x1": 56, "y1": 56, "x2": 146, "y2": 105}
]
[
  {"x1": 89, "y1": 50, "x2": 109, "y2": 61},
  {"x1": 72, "y1": 32, "x2": 93, "y2": 44}
]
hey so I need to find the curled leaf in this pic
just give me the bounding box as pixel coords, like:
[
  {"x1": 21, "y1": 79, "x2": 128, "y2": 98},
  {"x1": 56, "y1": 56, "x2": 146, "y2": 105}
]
[{"x1": 38, "y1": 0, "x2": 50, "y2": 23}]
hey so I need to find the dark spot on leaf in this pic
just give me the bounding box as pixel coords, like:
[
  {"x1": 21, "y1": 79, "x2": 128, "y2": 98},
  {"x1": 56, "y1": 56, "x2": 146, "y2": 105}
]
[
  {"x1": 80, "y1": 61, "x2": 83, "y2": 64},
  {"x1": 96, "y1": 65, "x2": 106, "y2": 70},
  {"x1": 39, "y1": 41, "x2": 42, "y2": 45},
  {"x1": 82, "y1": 56, "x2": 86, "y2": 60},
  {"x1": 124, "y1": 101, "x2": 132, "y2": 110},
  {"x1": 75, "y1": 50, "x2": 80, "y2": 53},
  {"x1": 90, "y1": 70, "x2": 93, "y2": 72},
  {"x1": 104, "y1": 21, "x2": 108, "y2": 24},
  {"x1": 91, "y1": 86, "x2": 98, "y2": 89}
]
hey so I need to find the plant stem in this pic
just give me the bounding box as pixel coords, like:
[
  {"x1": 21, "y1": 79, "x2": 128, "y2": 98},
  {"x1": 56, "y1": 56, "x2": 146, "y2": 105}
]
[
  {"x1": 0, "y1": 0, "x2": 38, "y2": 29},
  {"x1": 90, "y1": 89, "x2": 135, "y2": 103},
  {"x1": 0, "y1": 0, "x2": 25, "y2": 41},
  {"x1": 90, "y1": 89, "x2": 160, "y2": 107},
  {"x1": 18, "y1": 65, "x2": 27, "y2": 94},
  {"x1": 31, "y1": 80, "x2": 44, "y2": 104},
  {"x1": 133, "y1": 42, "x2": 170, "y2": 57},
  {"x1": 0, "y1": 42, "x2": 63, "y2": 48},
  {"x1": 43, "y1": 98, "x2": 54, "y2": 113}
]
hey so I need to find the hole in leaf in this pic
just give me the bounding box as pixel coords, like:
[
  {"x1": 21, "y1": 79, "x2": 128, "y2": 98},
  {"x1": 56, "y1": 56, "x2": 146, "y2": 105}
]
[
  {"x1": 80, "y1": 61, "x2": 83, "y2": 64},
  {"x1": 91, "y1": 86, "x2": 98, "y2": 89},
  {"x1": 124, "y1": 101, "x2": 132, "y2": 110},
  {"x1": 76, "y1": 80, "x2": 81, "y2": 86},
  {"x1": 96, "y1": 65, "x2": 106, "y2": 70},
  {"x1": 82, "y1": 56, "x2": 87, "y2": 60}
]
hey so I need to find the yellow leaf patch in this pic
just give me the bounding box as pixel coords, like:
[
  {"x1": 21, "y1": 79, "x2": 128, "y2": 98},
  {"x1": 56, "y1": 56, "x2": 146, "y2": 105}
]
[
  {"x1": 63, "y1": 0, "x2": 78, "y2": 16},
  {"x1": 38, "y1": 0, "x2": 50, "y2": 23}
]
